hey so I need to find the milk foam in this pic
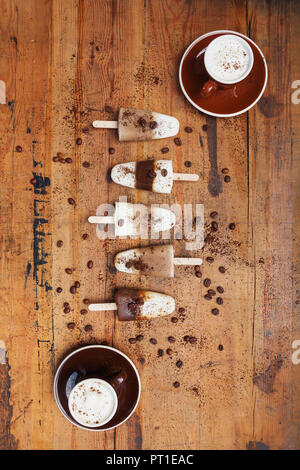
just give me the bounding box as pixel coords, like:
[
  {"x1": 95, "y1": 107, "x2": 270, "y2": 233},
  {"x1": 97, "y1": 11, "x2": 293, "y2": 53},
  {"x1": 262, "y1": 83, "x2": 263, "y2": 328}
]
[
  {"x1": 69, "y1": 379, "x2": 117, "y2": 427},
  {"x1": 205, "y1": 35, "x2": 252, "y2": 83}
]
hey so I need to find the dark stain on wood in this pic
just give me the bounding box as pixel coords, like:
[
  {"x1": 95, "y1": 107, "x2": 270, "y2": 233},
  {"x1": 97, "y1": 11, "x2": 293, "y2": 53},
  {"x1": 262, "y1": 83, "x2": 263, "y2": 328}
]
[
  {"x1": 206, "y1": 116, "x2": 222, "y2": 197},
  {"x1": 246, "y1": 440, "x2": 269, "y2": 450},
  {"x1": 124, "y1": 412, "x2": 142, "y2": 449},
  {"x1": 0, "y1": 349, "x2": 18, "y2": 449},
  {"x1": 253, "y1": 357, "x2": 283, "y2": 394},
  {"x1": 257, "y1": 95, "x2": 283, "y2": 118}
]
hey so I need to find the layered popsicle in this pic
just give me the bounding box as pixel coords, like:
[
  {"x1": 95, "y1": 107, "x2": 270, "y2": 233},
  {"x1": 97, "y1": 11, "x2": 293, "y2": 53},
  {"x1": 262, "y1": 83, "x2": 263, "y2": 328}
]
[
  {"x1": 111, "y1": 160, "x2": 199, "y2": 194},
  {"x1": 114, "y1": 244, "x2": 202, "y2": 278},
  {"x1": 88, "y1": 288, "x2": 175, "y2": 321},
  {"x1": 92, "y1": 107, "x2": 179, "y2": 141},
  {"x1": 88, "y1": 202, "x2": 176, "y2": 236}
]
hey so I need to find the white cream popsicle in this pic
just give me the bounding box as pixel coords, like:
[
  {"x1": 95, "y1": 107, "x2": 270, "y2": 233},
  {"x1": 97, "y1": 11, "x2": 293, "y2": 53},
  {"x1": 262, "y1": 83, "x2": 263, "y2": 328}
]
[
  {"x1": 88, "y1": 288, "x2": 175, "y2": 321},
  {"x1": 88, "y1": 202, "x2": 176, "y2": 236},
  {"x1": 92, "y1": 107, "x2": 179, "y2": 141},
  {"x1": 111, "y1": 160, "x2": 199, "y2": 194},
  {"x1": 114, "y1": 244, "x2": 203, "y2": 278}
]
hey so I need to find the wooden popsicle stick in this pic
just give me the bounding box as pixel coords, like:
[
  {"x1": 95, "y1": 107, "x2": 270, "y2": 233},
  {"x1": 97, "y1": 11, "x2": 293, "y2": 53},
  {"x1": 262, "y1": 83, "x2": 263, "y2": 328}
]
[
  {"x1": 88, "y1": 303, "x2": 117, "y2": 311},
  {"x1": 88, "y1": 216, "x2": 115, "y2": 224},
  {"x1": 174, "y1": 257, "x2": 202, "y2": 265},
  {"x1": 173, "y1": 173, "x2": 199, "y2": 181},
  {"x1": 92, "y1": 120, "x2": 118, "y2": 129}
]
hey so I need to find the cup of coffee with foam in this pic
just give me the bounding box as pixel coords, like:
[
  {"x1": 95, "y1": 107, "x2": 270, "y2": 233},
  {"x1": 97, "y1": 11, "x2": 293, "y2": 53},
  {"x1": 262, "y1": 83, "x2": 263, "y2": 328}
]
[{"x1": 200, "y1": 34, "x2": 254, "y2": 96}]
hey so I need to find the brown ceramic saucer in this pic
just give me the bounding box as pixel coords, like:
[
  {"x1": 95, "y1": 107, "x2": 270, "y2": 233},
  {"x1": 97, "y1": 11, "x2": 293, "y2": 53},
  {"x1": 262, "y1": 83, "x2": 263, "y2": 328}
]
[
  {"x1": 179, "y1": 30, "x2": 268, "y2": 117},
  {"x1": 53, "y1": 345, "x2": 141, "y2": 431}
]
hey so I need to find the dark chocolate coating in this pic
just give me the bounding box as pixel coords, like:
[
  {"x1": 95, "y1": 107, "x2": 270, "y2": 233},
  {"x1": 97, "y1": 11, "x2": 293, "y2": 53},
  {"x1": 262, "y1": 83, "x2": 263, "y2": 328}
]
[{"x1": 115, "y1": 288, "x2": 145, "y2": 321}]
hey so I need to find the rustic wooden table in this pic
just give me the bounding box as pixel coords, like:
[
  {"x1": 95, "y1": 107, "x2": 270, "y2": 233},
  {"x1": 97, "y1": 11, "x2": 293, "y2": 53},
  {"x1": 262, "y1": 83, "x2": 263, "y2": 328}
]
[{"x1": 0, "y1": 0, "x2": 299, "y2": 450}]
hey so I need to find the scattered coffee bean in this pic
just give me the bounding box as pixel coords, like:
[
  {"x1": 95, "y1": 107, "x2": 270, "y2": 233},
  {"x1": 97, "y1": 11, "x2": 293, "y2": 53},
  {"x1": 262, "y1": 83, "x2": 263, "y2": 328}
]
[
  {"x1": 173, "y1": 381, "x2": 180, "y2": 388},
  {"x1": 166, "y1": 348, "x2": 173, "y2": 355},
  {"x1": 184, "y1": 126, "x2": 192, "y2": 133},
  {"x1": 65, "y1": 268, "x2": 73, "y2": 274},
  {"x1": 87, "y1": 260, "x2": 93, "y2": 269},
  {"x1": 168, "y1": 336, "x2": 176, "y2": 343},
  {"x1": 84, "y1": 324, "x2": 93, "y2": 332},
  {"x1": 204, "y1": 294, "x2": 212, "y2": 300},
  {"x1": 64, "y1": 306, "x2": 71, "y2": 314},
  {"x1": 210, "y1": 211, "x2": 218, "y2": 218},
  {"x1": 139, "y1": 357, "x2": 146, "y2": 365},
  {"x1": 136, "y1": 334, "x2": 144, "y2": 342},
  {"x1": 150, "y1": 338, "x2": 157, "y2": 345},
  {"x1": 82, "y1": 161, "x2": 90, "y2": 168},
  {"x1": 57, "y1": 152, "x2": 63, "y2": 158},
  {"x1": 80, "y1": 309, "x2": 88, "y2": 315},
  {"x1": 74, "y1": 281, "x2": 80, "y2": 288},
  {"x1": 158, "y1": 349, "x2": 164, "y2": 357},
  {"x1": 161, "y1": 169, "x2": 168, "y2": 177},
  {"x1": 206, "y1": 257, "x2": 214, "y2": 263},
  {"x1": 211, "y1": 221, "x2": 218, "y2": 231},
  {"x1": 59, "y1": 157, "x2": 66, "y2": 163},
  {"x1": 178, "y1": 307, "x2": 185, "y2": 314},
  {"x1": 216, "y1": 297, "x2": 223, "y2": 305},
  {"x1": 68, "y1": 198, "x2": 75, "y2": 206},
  {"x1": 53, "y1": 156, "x2": 60, "y2": 162},
  {"x1": 161, "y1": 147, "x2": 169, "y2": 154},
  {"x1": 174, "y1": 137, "x2": 182, "y2": 146},
  {"x1": 138, "y1": 117, "x2": 146, "y2": 127},
  {"x1": 221, "y1": 168, "x2": 229, "y2": 174},
  {"x1": 16, "y1": 145, "x2": 22, "y2": 152},
  {"x1": 224, "y1": 175, "x2": 231, "y2": 183},
  {"x1": 176, "y1": 360, "x2": 183, "y2": 368},
  {"x1": 83, "y1": 298, "x2": 89, "y2": 305},
  {"x1": 216, "y1": 286, "x2": 224, "y2": 294},
  {"x1": 171, "y1": 317, "x2": 178, "y2": 323},
  {"x1": 184, "y1": 335, "x2": 190, "y2": 342},
  {"x1": 70, "y1": 286, "x2": 76, "y2": 294},
  {"x1": 129, "y1": 338, "x2": 137, "y2": 344},
  {"x1": 82, "y1": 233, "x2": 89, "y2": 240},
  {"x1": 211, "y1": 308, "x2": 220, "y2": 316},
  {"x1": 109, "y1": 266, "x2": 117, "y2": 274},
  {"x1": 203, "y1": 278, "x2": 211, "y2": 287},
  {"x1": 67, "y1": 322, "x2": 75, "y2": 330},
  {"x1": 189, "y1": 337, "x2": 197, "y2": 344},
  {"x1": 195, "y1": 271, "x2": 202, "y2": 278},
  {"x1": 65, "y1": 157, "x2": 72, "y2": 163},
  {"x1": 195, "y1": 265, "x2": 201, "y2": 272},
  {"x1": 202, "y1": 124, "x2": 208, "y2": 132},
  {"x1": 184, "y1": 161, "x2": 192, "y2": 167},
  {"x1": 229, "y1": 223, "x2": 236, "y2": 230},
  {"x1": 218, "y1": 344, "x2": 224, "y2": 351},
  {"x1": 63, "y1": 302, "x2": 70, "y2": 308},
  {"x1": 219, "y1": 266, "x2": 226, "y2": 273},
  {"x1": 108, "y1": 147, "x2": 115, "y2": 155},
  {"x1": 82, "y1": 127, "x2": 89, "y2": 133},
  {"x1": 208, "y1": 289, "x2": 216, "y2": 296},
  {"x1": 76, "y1": 137, "x2": 82, "y2": 145},
  {"x1": 56, "y1": 287, "x2": 62, "y2": 293},
  {"x1": 149, "y1": 121, "x2": 158, "y2": 129},
  {"x1": 57, "y1": 240, "x2": 63, "y2": 247}
]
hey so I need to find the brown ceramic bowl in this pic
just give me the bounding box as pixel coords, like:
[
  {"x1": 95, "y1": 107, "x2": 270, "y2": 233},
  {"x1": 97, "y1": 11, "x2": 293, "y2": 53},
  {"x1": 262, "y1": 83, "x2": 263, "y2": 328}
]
[{"x1": 53, "y1": 345, "x2": 141, "y2": 431}]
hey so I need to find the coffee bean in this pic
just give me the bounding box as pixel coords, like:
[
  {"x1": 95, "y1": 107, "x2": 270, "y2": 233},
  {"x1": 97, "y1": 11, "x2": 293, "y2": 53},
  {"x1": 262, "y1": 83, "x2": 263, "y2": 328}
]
[
  {"x1": 168, "y1": 336, "x2": 176, "y2": 343},
  {"x1": 80, "y1": 309, "x2": 88, "y2": 315},
  {"x1": 57, "y1": 152, "x2": 63, "y2": 158},
  {"x1": 202, "y1": 124, "x2": 208, "y2": 132},
  {"x1": 82, "y1": 161, "x2": 90, "y2": 168},
  {"x1": 65, "y1": 268, "x2": 73, "y2": 274},
  {"x1": 63, "y1": 302, "x2": 70, "y2": 308},
  {"x1": 229, "y1": 223, "x2": 236, "y2": 230},
  {"x1": 206, "y1": 257, "x2": 214, "y2": 263},
  {"x1": 82, "y1": 233, "x2": 89, "y2": 240},
  {"x1": 138, "y1": 117, "x2": 146, "y2": 127},
  {"x1": 210, "y1": 211, "x2": 218, "y2": 218},
  {"x1": 183, "y1": 335, "x2": 190, "y2": 342},
  {"x1": 218, "y1": 344, "x2": 224, "y2": 351},
  {"x1": 203, "y1": 278, "x2": 211, "y2": 287},
  {"x1": 189, "y1": 337, "x2": 197, "y2": 344},
  {"x1": 176, "y1": 360, "x2": 183, "y2": 368},
  {"x1": 184, "y1": 161, "x2": 192, "y2": 167},
  {"x1": 53, "y1": 156, "x2": 60, "y2": 162},
  {"x1": 59, "y1": 157, "x2": 66, "y2": 163},
  {"x1": 178, "y1": 307, "x2": 185, "y2": 314},
  {"x1": 109, "y1": 266, "x2": 117, "y2": 274},
  {"x1": 195, "y1": 271, "x2": 202, "y2": 278},
  {"x1": 139, "y1": 357, "x2": 146, "y2": 365},
  {"x1": 195, "y1": 265, "x2": 201, "y2": 272},
  {"x1": 166, "y1": 348, "x2": 173, "y2": 355},
  {"x1": 150, "y1": 338, "x2": 157, "y2": 345},
  {"x1": 173, "y1": 381, "x2": 180, "y2": 388},
  {"x1": 204, "y1": 294, "x2": 212, "y2": 300},
  {"x1": 211, "y1": 308, "x2": 220, "y2": 315},
  {"x1": 216, "y1": 286, "x2": 224, "y2": 294},
  {"x1": 65, "y1": 157, "x2": 72, "y2": 163},
  {"x1": 224, "y1": 175, "x2": 231, "y2": 183},
  {"x1": 171, "y1": 317, "x2": 178, "y2": 323},
  {"x1": 184, "y1": 126, "x2": 192, "y2": 133},
  {"x1": 208, "y1": 289, "x2": 216, "y2": 296},
  {"x1": 219, "y1": 266, "x2": 226, "y2": 273},
  {"x1": 211, "y1": 221, "x2": 218, "y2": 231},
  {"x1": 174, "y1": 137, "x2": 182, "y2": 146},
  {"x1": 67, "y1": 322, "x2": 75, "y2": 330},
  {"x1": 57, "y1": 240, "x2": 63, "y2": 247},
  {"x1": 221, "y1": 168, "x2": 229, "y2": 174},
  {"x1": 83, "y1": 298, "x2": 89, "y2": 305},
  {"x1": 129, "y1": 338, "x2": 137, "y2": 344},
  {"x1": 161, "y1": 168, "x2": 168, "y2": 177},
  {"x1": 87, "y1": 260, "x2": 93, "y2": 269},
  {"x1": 149, "y1": 121, "x2": 158, "y2": 129},
  {"x1": 74, "y1": 281, "x2": 80, "y2": 288},
  {"x1": 68, "y1": 198, "x2": 75, "y2": 206},
  {"x1": 70, "y1": 286, "x2": 76, "y2": 294},
  {"x1": 84, "y1": 324, "x2": 93, "y2": 332},
  {"x1": 64, "y1": 306, "x2": 71, "y2": 314},
  {"x1": 16, "y1": 145, "x2": 22, "y2": 152},
  {"x1": 82, "y1": 127, "x2": 89, "y2": 133},
  {"x1": 158, "y1": 349, "x2": 164, "y2": 357},
  {"x1": 216, "y1": 297, "x2": 223, "y2": 305},
  {"x1": 108, "y1": 147, "x2": 115, "y2": 154},
  {"x1": 76, "y1": 137, "x2": 82, "y2": 145},
  {"x1": 136, "y1": 334, "x2": 144, "y2": 341},
  {"x1": 161, "y1": 147, "x2": 169, "y2": 154},
  {"x1": 56, "y1": 287, "x2": 62, "y2": 293}
]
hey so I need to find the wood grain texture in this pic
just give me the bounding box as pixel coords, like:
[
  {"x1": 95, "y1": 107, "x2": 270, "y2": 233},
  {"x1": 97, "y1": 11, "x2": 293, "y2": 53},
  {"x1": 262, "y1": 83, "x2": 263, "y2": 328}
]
[{"x1": 0, "y1": 0, "x2": 299, "y2": 450}]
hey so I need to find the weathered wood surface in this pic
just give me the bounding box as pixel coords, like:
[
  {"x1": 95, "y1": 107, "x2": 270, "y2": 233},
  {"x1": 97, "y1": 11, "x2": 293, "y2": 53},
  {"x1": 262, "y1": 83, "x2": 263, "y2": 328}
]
[{"x1": 0, "y1": 0, "x2": 299, "y2": 450}]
